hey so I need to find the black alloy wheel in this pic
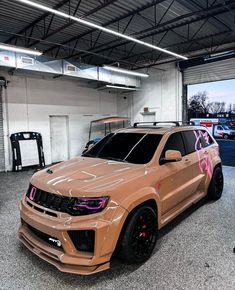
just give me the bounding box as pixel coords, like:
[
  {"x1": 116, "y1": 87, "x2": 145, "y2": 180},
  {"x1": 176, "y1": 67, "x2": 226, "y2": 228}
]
[
  {"x1": 208, "y1": 167, "x2": 224, "y2": 200},
  {"x1": 118, "y1": 205, "x2": 158, "y2": 263}
]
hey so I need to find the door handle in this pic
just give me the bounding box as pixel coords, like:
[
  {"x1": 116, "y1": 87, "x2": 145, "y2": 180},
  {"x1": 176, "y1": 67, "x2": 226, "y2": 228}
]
[{"x1": 184, "y1": 158, "x2": 191, "y2": 163}]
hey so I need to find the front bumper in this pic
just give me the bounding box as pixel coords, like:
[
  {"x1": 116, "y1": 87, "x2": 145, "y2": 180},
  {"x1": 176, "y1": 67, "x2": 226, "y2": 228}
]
[{"x1": 18, "y1": 195, "x2": 128, "y2": 275}]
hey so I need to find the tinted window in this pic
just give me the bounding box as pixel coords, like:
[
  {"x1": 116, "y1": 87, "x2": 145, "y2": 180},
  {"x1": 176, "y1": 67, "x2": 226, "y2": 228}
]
[
  {"x1": 126, "y1": 134, "x2": 162, "y2": 164},
  {"x1": 181, "y1": 131, "x2": 197, "y2": 155},
  {"x1": 161, "y1": 132, "x2": 185, "y2": 159},
  {"x1": 86, "y1": 133, "x2": 114, "y2": 155},
  {"x1": 98, "y1": 133, "x2": 143, "y2": 160},
  {"x1": 83, "y1": 133, "x2": 162, "y2": 164}
]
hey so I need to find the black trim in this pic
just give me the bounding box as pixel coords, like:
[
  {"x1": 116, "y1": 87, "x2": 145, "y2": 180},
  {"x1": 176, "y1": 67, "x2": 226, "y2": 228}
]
[
  {"x1": 27, "y1": 223, "x2": 63, "y2": 249},
  {"x1": 68, "y1": 230, "x2": 95, "y2": 253}
]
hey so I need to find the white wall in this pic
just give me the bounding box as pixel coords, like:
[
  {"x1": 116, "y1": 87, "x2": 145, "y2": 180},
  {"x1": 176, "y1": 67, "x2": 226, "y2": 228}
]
[
  {"x1": 1, "y1": 72, "x2": 117, "y2": 171},
  {"x1": 1, "y1": 62, "x2": 183, "y2": 171},
  {"x1": 117, "y1": 63, "x2": 182, "y2": 123}
]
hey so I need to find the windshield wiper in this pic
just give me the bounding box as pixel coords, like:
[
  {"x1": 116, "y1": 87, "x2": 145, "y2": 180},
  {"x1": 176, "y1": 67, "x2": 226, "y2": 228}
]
[{"x1": 82, "y1": 153, "x2": 95, "y2": 157}]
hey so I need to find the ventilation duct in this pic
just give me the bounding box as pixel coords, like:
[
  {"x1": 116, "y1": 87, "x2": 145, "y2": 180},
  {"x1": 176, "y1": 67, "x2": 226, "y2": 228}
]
[{"x1": 0, "y1": 49, "x2": 140, "y2": 88}]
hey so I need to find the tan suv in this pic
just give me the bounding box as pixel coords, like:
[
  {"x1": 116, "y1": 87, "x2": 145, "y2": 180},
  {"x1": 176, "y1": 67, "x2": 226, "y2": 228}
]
[{"x1": 18, "y1": 122, "x2": 223, "y2": 275}]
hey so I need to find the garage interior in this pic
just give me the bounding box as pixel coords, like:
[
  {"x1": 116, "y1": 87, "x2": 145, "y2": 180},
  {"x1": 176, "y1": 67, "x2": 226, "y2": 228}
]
[{"x1": 0, "y1": 0, "x2": 234, "y2": 289}]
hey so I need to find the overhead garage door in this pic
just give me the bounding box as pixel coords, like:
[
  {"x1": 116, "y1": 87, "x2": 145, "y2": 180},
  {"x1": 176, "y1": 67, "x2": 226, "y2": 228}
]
[
  {"x1": 183, "y1": 58, "x2": 235, "y2": 85},
  {"x1": 0, "y1": 87, "x2": 5, "y2": 171}
]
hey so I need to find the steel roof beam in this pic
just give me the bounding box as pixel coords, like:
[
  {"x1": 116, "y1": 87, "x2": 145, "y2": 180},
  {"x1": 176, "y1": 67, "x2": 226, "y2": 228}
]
[
  {"x1": 85, "y1": 29, "x2": 232, "y2": 68},
  {"x1": 44, "y1": 0, "x2": 169, "y2": 55},
  {"x1": 27, "y1": 0, "x2": 118, "y2": 49},
  {"x1": 75, "y1": 0, "x2": 235, "y2": 60},
  {"x1": 6, "y1": 0, "x2": 70, "y2": 44},
  {"x1": 130, "y1": 32, "x2": 234, "y2": 69}
]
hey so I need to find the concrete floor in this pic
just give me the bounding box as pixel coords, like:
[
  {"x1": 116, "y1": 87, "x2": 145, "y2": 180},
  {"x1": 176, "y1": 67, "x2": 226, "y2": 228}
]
[{"x1": 0, "y1": 166, "x2": 234, "y2": 290}]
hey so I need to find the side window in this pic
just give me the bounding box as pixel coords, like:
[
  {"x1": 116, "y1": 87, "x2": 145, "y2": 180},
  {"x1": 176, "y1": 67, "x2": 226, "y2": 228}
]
[
  {"x1": 160, "y1": 132, "x2": 185, "y2": 160},
  {"x1": 217, "y1": 126, "x2": 222, "y2": 130},
  {"x1": 181, "y1": 131, "x2": 197, "y2": 155},
  {"x1": 197, "y1": 130, "x2": 214, "y2": 148}
]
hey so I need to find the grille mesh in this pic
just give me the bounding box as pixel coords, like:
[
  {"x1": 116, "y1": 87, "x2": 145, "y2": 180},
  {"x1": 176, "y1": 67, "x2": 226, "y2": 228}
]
[{"x1": 26, "y1": 184, "x2": 76, "y2": 215}]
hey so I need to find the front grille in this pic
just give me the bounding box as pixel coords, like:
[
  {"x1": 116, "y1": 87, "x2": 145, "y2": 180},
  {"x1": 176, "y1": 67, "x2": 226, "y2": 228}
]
[
  {"x1": 27, "y1": 223, "x2": 63, "y2": 249},
  {"x1": 26, "y1": 184, "x2": 76, "y2": 215},
  {"x1": 68, "y1": 230, "x2": 95, "y2": 253}
]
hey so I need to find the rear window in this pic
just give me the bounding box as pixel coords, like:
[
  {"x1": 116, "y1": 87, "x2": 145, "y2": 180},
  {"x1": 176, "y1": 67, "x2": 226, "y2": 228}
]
[
  {"x1": 195, "y1": 130, "x2": 214, "y2": 148},
  {"x1": 83, "y1": 133, "x2": 162, "y2": 164}
]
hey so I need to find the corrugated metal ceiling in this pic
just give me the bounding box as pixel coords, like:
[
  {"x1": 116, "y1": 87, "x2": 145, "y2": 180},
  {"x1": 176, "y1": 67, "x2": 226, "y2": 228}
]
[{"x1": 0, "y1": 0, "x2": 234, "y2": 69}]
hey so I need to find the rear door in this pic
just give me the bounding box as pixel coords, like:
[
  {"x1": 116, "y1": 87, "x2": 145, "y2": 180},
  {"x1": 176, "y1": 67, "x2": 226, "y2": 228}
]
[
  {"x1": 181, "y1": 130, "x2": 209, "y2": 194},
  {"x1": 192, "y1": 129, "x2": 215, "y2": 182},
  {"x1": 158, "y1": 132, "x2": 194, "y2": 215}
]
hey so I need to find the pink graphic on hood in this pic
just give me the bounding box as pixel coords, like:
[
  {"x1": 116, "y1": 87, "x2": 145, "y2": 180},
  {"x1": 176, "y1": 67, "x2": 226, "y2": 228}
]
[{"x1": 194, "y1": 130, "x2": 213, "y2": 179}]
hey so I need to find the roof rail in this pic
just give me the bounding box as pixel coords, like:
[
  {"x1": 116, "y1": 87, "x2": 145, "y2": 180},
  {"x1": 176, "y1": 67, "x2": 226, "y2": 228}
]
[
  {"x1": 133, "y1": 121, "x2": 180, "y2": 127},
  {"x1": 133, "y1": 121, "x2": 197, "y2": 128}
]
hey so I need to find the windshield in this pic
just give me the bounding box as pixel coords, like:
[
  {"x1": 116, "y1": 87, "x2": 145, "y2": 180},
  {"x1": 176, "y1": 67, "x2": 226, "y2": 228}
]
[
  {"x1": 222, "y1": 125, "x2": 230, "y2": 130},
  {"x1": 82, "y1": 132, "x2": 162, "y2": 164}
]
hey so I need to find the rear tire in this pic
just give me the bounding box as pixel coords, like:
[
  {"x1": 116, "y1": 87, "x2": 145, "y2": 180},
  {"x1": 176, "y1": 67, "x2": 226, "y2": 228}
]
[
  {"x1": 118, "y1": 205, "x2": 158, "y2": 264},
  {"x1": 208, "y1": 167, "x2": 224, "y2": 200}
]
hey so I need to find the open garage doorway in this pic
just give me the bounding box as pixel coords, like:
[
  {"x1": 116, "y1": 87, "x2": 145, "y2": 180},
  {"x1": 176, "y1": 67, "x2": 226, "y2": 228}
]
[{"x1": 187, "y1": 79, "x2": 235, "y2": 167}]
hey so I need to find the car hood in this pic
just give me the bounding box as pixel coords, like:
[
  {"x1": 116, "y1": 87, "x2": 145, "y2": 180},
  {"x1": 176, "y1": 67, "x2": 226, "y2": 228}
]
[{"x1": 31, "y1": 156, "x2": 144, "y2": 197}]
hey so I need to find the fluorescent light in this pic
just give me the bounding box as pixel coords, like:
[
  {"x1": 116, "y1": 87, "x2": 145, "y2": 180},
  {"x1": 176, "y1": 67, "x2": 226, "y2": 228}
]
[
  {"x1": 16, "y1": 0, "x2": 188, "y2": 60},
  {"x1": 106, "y1": 85, "x2": 139, "y2": 91},
  {"x1": 0, "y1": 43, "x2": 42, "y2": 56},
  {"x1": 103, "y1": 65, "x2": 149, "y2": 77}
]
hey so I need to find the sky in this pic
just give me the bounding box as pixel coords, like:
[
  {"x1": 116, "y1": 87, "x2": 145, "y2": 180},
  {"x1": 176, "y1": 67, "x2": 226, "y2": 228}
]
[{"x1": 188, "y1": 79, "x2": 235, "y2": 105}]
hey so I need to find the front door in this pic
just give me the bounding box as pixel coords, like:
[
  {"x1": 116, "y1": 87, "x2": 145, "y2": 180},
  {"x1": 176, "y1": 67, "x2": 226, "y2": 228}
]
[{"x1": 158, "y1": 132, "x2": 194, "y2": 215}]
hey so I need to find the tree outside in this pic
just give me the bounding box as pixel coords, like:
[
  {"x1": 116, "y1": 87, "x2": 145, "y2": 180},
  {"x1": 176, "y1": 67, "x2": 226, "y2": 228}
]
[{"x1": 188, "y1": 90, "x2": 235, "y2": 119}]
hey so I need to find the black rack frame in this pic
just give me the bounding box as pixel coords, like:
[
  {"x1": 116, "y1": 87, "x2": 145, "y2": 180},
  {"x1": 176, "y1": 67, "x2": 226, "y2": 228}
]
[{"x1": 133, "y1": 121, "x2": 195, "y2": 128}]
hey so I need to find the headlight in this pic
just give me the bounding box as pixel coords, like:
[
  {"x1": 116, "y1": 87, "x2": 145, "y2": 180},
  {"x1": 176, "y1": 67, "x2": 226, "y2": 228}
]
[{"x1": 72, "y1": 196, "x2": 109, "y2": 215}]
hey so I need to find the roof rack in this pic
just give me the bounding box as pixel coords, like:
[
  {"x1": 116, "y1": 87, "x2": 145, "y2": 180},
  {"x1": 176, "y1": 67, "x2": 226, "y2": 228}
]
[{"x1": 133, "y1": 121, "x2": 196, "y2": 128}]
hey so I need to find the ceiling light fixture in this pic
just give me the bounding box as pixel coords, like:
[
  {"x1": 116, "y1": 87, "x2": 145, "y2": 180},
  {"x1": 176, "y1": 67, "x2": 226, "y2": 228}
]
[
  {"x1": 16, "y1": 0, "x2": 188, "y2": 60},
  {"x1": 103, "y1": 65, "x2": 149, "y2": 77},
  {"x1": 0, "y1": 43, "x2": 42, "y2": 56},
  {"x1": 106, "y1": 85, "x2": 139, "y2": 91}
]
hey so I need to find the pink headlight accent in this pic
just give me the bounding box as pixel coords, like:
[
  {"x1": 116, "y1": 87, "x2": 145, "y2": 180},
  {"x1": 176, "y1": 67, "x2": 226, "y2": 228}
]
[{"x1": 74, "y1": 197, "x2": 108, "y2": 210}]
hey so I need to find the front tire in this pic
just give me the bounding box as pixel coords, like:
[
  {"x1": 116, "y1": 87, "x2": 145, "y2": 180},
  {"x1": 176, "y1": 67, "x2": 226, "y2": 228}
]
[
  {"x1": 208, "y1": 166, "x2": 224, "y2": 200},
  {"x1": 118, "y1": 205, "x2": 158, "y2": 264},
  {"x1": 223, "y1": 134, "x2": 229, "y2": 139}
]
